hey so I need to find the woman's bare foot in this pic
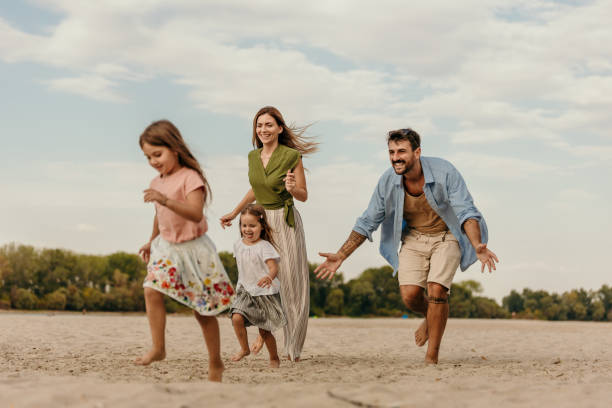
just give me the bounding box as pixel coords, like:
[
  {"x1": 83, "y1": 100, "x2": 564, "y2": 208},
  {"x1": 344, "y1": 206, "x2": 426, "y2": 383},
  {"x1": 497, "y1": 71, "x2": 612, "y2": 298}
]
[
  {"x1": 231, "y1": 349, "x2": 250, "y2": 362},
  {"x1": 250, "y1": 336, "x2": 264, "y2": 355},
  {"x1": 270, "y1": 358, "x2": 280, "y2": 368},
  {"x1": 134, "y1": 349, "x2": 166, "y2": 366},
  {"x1": 208, "y1": 361, "x2": 224, "y2": 382},
  {"x1": 286, "y1": 355, "x2": 300, "y2": 362},
  {"x1": 415, "y1": 319, "x2": 428, "y2": 347}
]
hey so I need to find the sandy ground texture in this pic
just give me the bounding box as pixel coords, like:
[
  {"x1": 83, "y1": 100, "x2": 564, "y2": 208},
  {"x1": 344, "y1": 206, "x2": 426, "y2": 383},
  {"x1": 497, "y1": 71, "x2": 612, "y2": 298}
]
[{"x1": 1, "y1": 312, "x2": 612, "y2": 408}]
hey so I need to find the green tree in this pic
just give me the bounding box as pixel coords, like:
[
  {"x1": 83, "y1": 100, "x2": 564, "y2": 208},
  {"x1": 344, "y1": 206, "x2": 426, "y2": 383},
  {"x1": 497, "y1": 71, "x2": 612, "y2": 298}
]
[{"x1": 324, "y1": 288, "x2": 344, "y2": 315}]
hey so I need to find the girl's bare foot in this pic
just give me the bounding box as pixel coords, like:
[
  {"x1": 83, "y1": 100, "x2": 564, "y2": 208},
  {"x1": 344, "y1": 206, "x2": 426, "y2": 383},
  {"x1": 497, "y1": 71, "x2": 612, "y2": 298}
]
[
  {"x1": 134, "y1": 349, "x2": 166, "y2": 366},
  {"x1": 208, "y1": 361, "x2": 224, "y2": 382},
  {"x1": 415, "y1": 319, "x2": 428, "y2": 347},
  {"x1": 270, "y1": 358, "x2": 280, "y2": 368},
  {"x1": 425, "y1": 355, "x2": 438, "y2": 365},
  {"x1": 250, "y1": 336, "x2": 264, "y2": 354},
  {"x1": 231, "y1": 349, "x2": 250, "y2": 362}
]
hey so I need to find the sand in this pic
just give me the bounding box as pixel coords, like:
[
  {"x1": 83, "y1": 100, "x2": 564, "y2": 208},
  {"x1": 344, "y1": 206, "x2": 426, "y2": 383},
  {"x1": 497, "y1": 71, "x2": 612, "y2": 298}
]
[{"x1": 1, "y1": 312, "x2": 612, "y2": 407}]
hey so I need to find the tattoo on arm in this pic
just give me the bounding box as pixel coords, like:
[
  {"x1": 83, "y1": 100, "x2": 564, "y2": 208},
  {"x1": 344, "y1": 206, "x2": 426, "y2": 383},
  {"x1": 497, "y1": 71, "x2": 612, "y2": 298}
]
[{"x1": 338, "y1": 231, "x2": 366, "y2": 260}]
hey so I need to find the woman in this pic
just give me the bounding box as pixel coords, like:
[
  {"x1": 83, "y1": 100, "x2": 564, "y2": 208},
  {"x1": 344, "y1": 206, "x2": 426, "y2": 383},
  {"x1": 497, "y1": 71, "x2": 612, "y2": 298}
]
[{"x1": 220, "y1": 106, "x2": 316, "y2": 362}]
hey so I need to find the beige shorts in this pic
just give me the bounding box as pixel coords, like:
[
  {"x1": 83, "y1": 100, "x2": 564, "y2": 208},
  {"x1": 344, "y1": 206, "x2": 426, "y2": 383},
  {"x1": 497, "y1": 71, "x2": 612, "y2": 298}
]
[{"x1": 398, "y1": 229, "x2": 461, "y2": 291}]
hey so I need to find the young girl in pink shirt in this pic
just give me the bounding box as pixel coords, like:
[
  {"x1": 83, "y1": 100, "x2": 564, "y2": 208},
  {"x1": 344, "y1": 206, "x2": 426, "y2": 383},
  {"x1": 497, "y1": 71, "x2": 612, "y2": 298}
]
[{"x1": 135, "y1": 120, "x2": 235, "y2": 382}]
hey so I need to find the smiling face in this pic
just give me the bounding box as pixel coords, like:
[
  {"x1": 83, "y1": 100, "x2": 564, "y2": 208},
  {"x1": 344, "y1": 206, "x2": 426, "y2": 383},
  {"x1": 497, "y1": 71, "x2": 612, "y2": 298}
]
[
  {"x1": 256, "y1": 113, "x2": 283, "y2": 146},
  {"x1": 141, "y1": 142, "x2": 179, "y2": 176},
  {"x1": 388, "y1": 139, "x2": 421, "y2": 175},
  {"x1": 240, "y1": 213, "x2": 263, "y2": 244}
]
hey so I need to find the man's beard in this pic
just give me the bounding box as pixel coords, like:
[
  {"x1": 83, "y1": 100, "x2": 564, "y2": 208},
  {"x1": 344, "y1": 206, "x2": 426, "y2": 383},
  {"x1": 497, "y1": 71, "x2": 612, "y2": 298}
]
[{"x1": 392, "y1": 159, "x2": 415, "y2": 175}]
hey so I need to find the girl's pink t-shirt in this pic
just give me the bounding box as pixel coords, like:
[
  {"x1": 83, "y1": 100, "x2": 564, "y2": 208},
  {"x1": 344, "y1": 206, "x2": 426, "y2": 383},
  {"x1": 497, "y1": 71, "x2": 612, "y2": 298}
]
[{"x1": 150, "y1": 167, "x2": 208, "y2": 243}]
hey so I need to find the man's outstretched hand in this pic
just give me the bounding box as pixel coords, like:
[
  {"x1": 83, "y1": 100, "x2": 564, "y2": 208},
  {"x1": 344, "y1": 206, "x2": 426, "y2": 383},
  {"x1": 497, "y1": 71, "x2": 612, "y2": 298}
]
[
  {"x1": 314, "y1": 252, "x2": 344, "y2": 280},
  {"x1": 475, "y1": 243, "x2": 499, "y2": 273}
]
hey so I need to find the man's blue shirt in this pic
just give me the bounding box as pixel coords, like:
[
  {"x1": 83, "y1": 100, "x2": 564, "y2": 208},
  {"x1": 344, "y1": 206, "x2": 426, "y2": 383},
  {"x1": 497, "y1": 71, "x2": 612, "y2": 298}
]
[{"x1": 353, "y1": 156, "x2": 488, "y2": 274}]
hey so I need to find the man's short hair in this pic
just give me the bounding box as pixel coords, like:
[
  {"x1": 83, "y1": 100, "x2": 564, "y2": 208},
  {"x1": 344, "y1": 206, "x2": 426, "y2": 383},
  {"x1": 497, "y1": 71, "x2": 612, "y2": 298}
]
[{"x1": 387, "y1": 128, "x2": 421, "y2": 151}]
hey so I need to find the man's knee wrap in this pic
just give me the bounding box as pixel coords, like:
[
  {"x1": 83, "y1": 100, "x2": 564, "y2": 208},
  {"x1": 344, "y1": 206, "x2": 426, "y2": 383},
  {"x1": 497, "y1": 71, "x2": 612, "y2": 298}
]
[{"x1": 427, "y1": 295, "x2": 448, "y2": 304}]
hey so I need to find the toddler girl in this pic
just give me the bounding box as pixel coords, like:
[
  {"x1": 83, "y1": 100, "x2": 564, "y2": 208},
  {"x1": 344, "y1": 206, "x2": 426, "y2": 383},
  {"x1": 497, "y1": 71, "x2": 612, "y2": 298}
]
[{"x1": 230, "y1": 204, "x2": 287, "y2": 368}]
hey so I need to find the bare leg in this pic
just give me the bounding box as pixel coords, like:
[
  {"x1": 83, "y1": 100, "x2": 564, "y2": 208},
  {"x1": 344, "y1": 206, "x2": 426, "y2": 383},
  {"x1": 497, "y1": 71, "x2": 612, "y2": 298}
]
[
  {"x1": 135, "y1": 288, "x2": 167, "y2": 365},
  {"x1": 424, "y1": 282, "x2": 449, "y2": 364},
  {"x1": 259, "y1": 328, "x2": 280, "y2": 368},
  {"x1": 230, "y1": 313, "x2": 250, "y2": 362},
  {"x1": 399, "y1": 285, "x2": 429, "y2": 347},
  {"x1": 251, "y1": 334, "x2": 264, "y2": 354},
  {"x1": 193, "y1": 312, "x2": 224, "y2": 382}
]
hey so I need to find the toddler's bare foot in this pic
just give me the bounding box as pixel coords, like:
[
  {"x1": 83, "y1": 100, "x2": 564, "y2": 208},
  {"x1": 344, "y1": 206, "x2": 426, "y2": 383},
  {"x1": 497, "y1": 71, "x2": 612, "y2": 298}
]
[
  {"x1": 208, "y1": 361, "x2": 224, "y2": 382},
  {"x1": 250, "y1": 336, "x2": 264, "y2": 355},
  {"x1": 231, "y1": 349, "x2": 250, "y2": 362},
  {"x1": 134, "y1": 349, "x2": 166, "y2": 366},
  {"x1": 414, "y1": 319, "x2": 428, "y2": 347},
  {"x1": 270, "y1": 358, "x2": 280, "y2": 368}
]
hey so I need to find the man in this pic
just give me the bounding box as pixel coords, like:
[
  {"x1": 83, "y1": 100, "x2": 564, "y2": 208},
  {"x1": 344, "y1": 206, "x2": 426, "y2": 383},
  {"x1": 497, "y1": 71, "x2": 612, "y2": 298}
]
[{"x1": 315, "y1": 128, "x2": 498, "y2": 364}]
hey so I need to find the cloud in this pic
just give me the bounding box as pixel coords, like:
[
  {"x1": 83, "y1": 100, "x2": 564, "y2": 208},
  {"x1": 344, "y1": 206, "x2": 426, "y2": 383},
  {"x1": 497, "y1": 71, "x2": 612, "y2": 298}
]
[
  {"x1": 44, "y1": 75, "x2": 127, "y2": 102},
  {"x1": 1, "y1": 0, "x2": 610, "y2": 155},
  {"x1": 448, "y1": 152, "x2": 559, "y2": 180}
]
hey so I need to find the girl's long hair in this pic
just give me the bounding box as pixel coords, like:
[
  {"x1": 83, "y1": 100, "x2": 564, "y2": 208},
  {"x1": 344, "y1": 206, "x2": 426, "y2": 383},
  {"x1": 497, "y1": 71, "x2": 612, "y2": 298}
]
[
  {"x1": 239, "y1": 204, "x2": 277, "y2": 250},
  {"x1": 251, "y1": 106, "x2": 318, "y2": 156},
  {"x1": 139, "y1": 120, "x2": 211, "y2": 204}
]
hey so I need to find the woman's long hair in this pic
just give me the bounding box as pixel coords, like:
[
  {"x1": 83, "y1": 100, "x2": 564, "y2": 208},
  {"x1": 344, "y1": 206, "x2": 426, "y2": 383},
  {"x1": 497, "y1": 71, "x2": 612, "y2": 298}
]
[
  {"x1": 139, "y1": 119, "x2": 211, "y2": 204},
  {"x1": 239, "y1": 204, "x2": 277, "y2": 250},
  {"x1": 251, "y1": 106, "x2": 318, "y2": 156}
]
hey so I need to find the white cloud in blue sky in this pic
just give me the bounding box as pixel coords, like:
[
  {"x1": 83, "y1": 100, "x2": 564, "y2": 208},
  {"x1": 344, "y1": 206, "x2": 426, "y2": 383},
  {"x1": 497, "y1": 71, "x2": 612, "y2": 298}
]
[{"x1": 1, "y1": 0, "x2": 611, "y2": 300}]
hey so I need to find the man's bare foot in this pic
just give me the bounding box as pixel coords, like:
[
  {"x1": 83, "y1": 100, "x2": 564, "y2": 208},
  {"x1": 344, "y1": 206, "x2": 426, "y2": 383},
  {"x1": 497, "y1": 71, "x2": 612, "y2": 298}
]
[
  {"x1": 270, "y1": 358, "x2": 280, "y2": 368},
  {"x1": 231, "y1": 349, "x2": 250, "y2": 362},
  {"x1": 134, "y1": 349, "x2": 166, "y2": 366},
  {"x1": 415, "y1": 319, "x2": 428, "y2": 347},
  {"x1": 250, "y1": 336, "x2": 264, "y2": 355},
  {"x1": 208, "y1": 362, "x2": 224, "y2": 382}
]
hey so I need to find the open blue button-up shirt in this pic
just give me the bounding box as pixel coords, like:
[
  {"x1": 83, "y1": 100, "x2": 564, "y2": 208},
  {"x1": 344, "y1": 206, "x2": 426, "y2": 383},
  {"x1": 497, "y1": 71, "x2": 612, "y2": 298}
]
[{"x1": 353, "y1": 156, "x2": 488, "y2": 275}]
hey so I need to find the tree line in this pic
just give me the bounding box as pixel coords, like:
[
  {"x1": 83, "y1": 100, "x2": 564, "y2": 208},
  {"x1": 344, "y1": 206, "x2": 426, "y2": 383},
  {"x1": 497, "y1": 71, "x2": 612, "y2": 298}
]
[{"x1": 1, "y1": 243, "x2": 610, "y2": 321}]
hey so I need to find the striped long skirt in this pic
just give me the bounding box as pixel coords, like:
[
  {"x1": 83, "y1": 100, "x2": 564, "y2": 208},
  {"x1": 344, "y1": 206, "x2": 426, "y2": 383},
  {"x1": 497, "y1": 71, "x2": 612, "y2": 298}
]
[{"x1": 264, "y1": 207, "x2": 309, "y2": 361}]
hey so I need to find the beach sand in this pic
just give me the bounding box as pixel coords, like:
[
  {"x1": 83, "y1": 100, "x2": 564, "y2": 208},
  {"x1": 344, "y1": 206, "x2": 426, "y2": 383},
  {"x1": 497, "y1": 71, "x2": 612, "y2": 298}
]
[{"x1": 1, "y1": 312, "x2": 612, "y2": 407}]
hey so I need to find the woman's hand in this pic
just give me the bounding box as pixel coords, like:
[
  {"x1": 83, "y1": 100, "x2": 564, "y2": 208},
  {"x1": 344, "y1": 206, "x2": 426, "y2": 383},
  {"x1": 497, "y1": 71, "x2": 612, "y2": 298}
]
[
  {"x1": 143, "y1": 189, "x2": 168, "y2": 206},
  {"x1": 284, "y1": 169, "x2": 296, "y2": 194},
  {"x1": 220, "y1": 212, "x2": 236, "y2": 229},
  {"x1": 139, "y1": 242, "x2": 152, "y2": 264},
  {"x1": 257, "y1": 275, "x2": 273, "y2": 288}
]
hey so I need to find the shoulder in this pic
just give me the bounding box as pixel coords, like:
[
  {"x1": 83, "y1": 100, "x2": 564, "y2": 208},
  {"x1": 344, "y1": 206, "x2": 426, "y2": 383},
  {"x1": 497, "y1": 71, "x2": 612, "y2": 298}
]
[
  {"x1": 279, "y1": 144, "x2": 301, "y2": 160},
  {"x1": 421, "y1": 156, "x2": 460, "y2": 179},
  {"x1": 248, "y1": 148, "x2": 261, "y2": 159},
  {"x1": 377, "y1": 167, "x2": 400, "y2": 187},
  {"x1": 258, "y1": 240, "x2": 280, "y2": 259},
  {"x1": 149, "y1": 174, "x2": 162, "y2": 188}
]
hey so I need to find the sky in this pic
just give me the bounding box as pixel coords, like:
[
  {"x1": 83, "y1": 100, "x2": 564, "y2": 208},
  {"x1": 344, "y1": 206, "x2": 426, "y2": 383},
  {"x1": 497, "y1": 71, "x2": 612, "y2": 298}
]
[{"x1": 1, "y1": 0, "x2": 611, "y2": 302}]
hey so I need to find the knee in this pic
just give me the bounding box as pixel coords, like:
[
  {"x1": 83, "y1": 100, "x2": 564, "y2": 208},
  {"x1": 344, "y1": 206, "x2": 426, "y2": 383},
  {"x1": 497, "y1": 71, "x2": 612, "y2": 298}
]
[
  {"x1": 401, "y1": 291, "x2": 422, "y2": 311},
  {"x1": 144, "y1": 288, "x2": 161, "y2": 301},
  {"x1": 427, "y1": 283, "x2": 448, "y2": 301},
  {"x1": 258, "y1": 328, "x2": 271, "y2": 338},
  {"x1": 231, "y1": 313, "x2": 244, "y2": 326}
]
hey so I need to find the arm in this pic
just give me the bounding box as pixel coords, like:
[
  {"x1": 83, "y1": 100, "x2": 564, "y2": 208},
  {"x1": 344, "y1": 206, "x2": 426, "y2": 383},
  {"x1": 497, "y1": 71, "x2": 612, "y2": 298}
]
[
  {"x1": 139, "y1": 216, "x2": 160, "y2": 263},
  {"x1": 257, "y1": 259, "x2": 279, "y2": 288},
  {"x1": 314, "y1": 230, "x2": 366, "y2": 280},
  {"x1": 463, "y1": 218, "x2": 499, "y2": 273},
  {"x1": 144, "y1": 187, "x2": 205, "y2": 223},
  {"x1": 220, "y1": 188, "x2": 256, "y2": 228},
  {"x1": 284, "y1": 158, "x2": 308, "y2": 202}
]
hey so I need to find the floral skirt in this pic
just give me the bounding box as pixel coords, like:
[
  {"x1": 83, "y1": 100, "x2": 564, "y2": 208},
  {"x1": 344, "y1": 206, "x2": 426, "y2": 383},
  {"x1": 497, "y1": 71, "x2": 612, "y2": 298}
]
[
  {"x1": 143, "y1": 234, "x2": 235, "y2": 316},
  {"x1": 230, "y1": 286, "x2": 287, "y2": 332}
]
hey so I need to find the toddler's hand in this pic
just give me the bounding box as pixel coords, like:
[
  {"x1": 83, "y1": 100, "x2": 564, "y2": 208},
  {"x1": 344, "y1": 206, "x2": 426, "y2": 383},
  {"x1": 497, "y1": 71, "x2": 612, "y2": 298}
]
[
  {"x1": 219, "y1": 212, "x2": 235, "y2": 229},
  {"x1": 257, "y1": 276, "x2": 273, "y2": 288},
  {"x1": 139, "y1": 242, "x2": 151, "y2": 264},
  {"x1": 143, "y1": 189, "x2": 168, "y2": 205}
]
